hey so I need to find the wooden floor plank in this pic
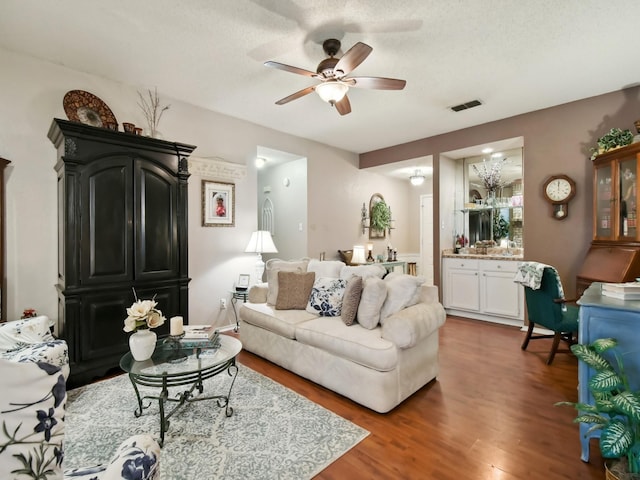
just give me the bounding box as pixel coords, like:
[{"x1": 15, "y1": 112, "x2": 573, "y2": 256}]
[{"x1": 237, "y1": 315, "x2": 606, "y2": 479}]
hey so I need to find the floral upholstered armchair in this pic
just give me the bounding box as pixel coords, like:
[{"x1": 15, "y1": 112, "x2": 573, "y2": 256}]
[{"x1": 0, "y1": 316, "x2": 160, "y2": 480}]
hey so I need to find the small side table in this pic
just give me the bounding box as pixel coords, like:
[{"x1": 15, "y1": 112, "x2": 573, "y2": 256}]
[{"x1": 230, "y1": 289, "x2": 248, "y2": 331}]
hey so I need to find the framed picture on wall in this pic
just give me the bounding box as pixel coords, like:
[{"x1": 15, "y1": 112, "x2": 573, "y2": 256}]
[{"x1": 202, "y1": 180, "x2": 235, "y2": 227}]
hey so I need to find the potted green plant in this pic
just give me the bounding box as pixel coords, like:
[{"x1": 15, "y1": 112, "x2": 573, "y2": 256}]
[
  {"x1": 590, "y1": 128, "x2": 634, "y2": 160},
  {"x1": 370, "y1": 199, "x2": 391, "y2": 233},
  {"x1": 557, "y1": 338, "x2": 640, "y2": 479}
]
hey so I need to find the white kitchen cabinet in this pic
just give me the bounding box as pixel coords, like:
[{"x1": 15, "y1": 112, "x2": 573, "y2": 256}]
[
  {"x1": 443, "y1": 258, "x2": 480, "y2": 311},
  {"x1": 442, "y1": 257, "x2": 524, "y2": 326}
]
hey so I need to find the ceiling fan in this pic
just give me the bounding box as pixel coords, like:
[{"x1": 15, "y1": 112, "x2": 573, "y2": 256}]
[{"x1": 264, "y1": 38, "x2": 406, "y2": 116}]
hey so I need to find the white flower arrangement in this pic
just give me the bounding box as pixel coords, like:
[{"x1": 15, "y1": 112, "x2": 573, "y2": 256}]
[
  {"x1": 123, "y1": 293, "x2": 166, "y2": 333},
  {"x1": 472, "y1": 158, "x2": 506, "y2": 192}
]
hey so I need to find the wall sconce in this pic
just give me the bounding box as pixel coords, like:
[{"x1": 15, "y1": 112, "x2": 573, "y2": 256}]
[
  {"x1": 361, "y1": 202, "x2": 369, "y2": 235},
  {"x1": 410, "y1": 169, "x2": 425, "y2": 186}
]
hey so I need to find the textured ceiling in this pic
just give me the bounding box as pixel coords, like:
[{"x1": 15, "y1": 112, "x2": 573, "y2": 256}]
[{"x1": 1, "y1": 0, "x2": 640, "y2": 154}]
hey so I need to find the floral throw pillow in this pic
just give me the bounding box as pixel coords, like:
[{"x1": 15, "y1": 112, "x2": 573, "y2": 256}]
[{"x1": 306, "y1": 277, "x2": 347, "y2": 317}]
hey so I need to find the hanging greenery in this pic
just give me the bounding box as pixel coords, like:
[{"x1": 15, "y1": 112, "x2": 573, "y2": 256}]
[{"x1": 371, "y1": 200, "x2": 391, "y2": 232}]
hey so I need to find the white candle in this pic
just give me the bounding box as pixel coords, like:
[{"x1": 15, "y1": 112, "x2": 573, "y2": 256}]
[{"x1": 170, "y1": 316, "x2": 183, "y2": 336}]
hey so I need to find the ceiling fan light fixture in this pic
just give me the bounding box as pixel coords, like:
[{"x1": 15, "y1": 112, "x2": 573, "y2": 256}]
[
  {"x1": 315, "y1": 81, "x2": 348, "y2": 104},
  {"x1": 410, "y1": 170, "x2": 425, "y2": 186}
]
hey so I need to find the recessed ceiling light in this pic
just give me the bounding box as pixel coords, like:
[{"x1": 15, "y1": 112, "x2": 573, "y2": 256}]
[
  {"x1": 255, "y1": 157, "x2": 266, "y2": 168},
  {"x1": 482, "y1": 148, "x2": 493, "y2": 154}
]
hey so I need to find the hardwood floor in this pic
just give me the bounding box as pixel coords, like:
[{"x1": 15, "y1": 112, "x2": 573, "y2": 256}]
[{"x1": 237, "y1": 315, "x2": 606, "y2": 480}]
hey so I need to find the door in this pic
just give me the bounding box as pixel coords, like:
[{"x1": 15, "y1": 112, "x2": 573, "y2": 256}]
[{"x1": 420, "y1": 194, "x2": 434, "y2": 284}]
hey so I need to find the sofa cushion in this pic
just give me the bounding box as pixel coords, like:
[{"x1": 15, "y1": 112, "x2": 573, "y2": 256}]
[
  {"x1": 357, "y1": 276, "x2": 387, "y2": 329},
  {"x1": 307, "y1": 259, "x2": 345, "y2": 279},
  {"x1": 340, "y1": 264, "x2": 386, "y2": 280},
  {"x1": 338, "y1": 249, "x2": 353, "y2": 265},
  {"x1": 0, "y1": 316, "x2": 54, "y2": 351},
  {"x1": 341, "y1": 275, "x2": 363, "y2": 326},
  {"x1": 240, "y1": 303, "x2": 317, "y2": 339},
  {"x1": 265, "y1": 258, "x2": 310, "y2": 305},
  {"x1": 306, "y1": 278, "x2": 347, "y2": 316},
  {"x1": 275, "y1": 271, "x2": 316, "y2": 310},
  {"x1": 382, "y1": 302, "x2": 446, "y2": 349},
  {"x1": 295, "y1": 316, "x2": 398, "y2": 371},
  {"x1": 380, "y1": 273, "x2": 426, "y2": 323}
]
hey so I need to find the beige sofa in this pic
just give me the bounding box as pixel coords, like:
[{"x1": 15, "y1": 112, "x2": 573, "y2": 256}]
[{"x1": 239, "y1": 259, "x2": 446, "y2": 413}]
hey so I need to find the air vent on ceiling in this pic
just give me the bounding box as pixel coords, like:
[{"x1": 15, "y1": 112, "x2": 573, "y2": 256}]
[{"x1": 450, "y1": 99, "x2": 482, "y2": 112}]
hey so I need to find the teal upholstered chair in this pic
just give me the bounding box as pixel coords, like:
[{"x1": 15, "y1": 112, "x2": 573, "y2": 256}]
[
  {"x1": 520, "y1": 266, "x2": 580, "y2": 364},
  {"x1": 0, "y1": 316, "x2": 161, "y2": 480}
]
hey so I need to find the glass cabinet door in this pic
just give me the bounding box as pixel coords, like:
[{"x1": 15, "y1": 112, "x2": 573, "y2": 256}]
[
  {"x1": 619, "y1": 157, "x2": 638, "y2": 239},
  {"x1": 594, "y1": 162, "x2": 614, "y2": 240}
]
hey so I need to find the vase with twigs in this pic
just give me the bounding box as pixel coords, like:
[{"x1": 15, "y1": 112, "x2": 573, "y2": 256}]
[{"x1": 137, "y1": 87, "x2": 170, "y2": 139}]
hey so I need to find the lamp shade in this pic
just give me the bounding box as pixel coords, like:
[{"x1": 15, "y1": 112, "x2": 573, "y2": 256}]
[
  {"x1": 316, "y1": 81, "x2": 348, "y2": 104},
  {"x1": 244, "y1": 231, "x2": 278, "y2": 254},
  {"x1": 351, "y1": 245, "x2": 367, "y2": 265}
]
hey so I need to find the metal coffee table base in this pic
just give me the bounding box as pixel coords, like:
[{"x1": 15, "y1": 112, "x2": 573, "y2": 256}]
[{"x1": 127, "y1": 358, "x2": 238, "y2": 446}]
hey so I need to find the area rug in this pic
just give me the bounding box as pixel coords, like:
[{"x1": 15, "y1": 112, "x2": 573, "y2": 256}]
[{"x1": 65, "y1": 363, "x2": 369, "y2": 479}]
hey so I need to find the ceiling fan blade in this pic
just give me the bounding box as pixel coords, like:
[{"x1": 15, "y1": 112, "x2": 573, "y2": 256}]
[
  {"x1": 334, "y1": 95, "x2": 351, "y2": 116},
  {"x1": 275, "y1": 86, "x2": 316, "y2": 105},
  {"x1": 264, "y1": 61, "x2": 318, "y2": 78},
  {"x1": 333, "y1": 42, "x2": 372, "y2": 77},
  {"x1": 347, "y1": 76, "x2": 407, "y2": 90}
]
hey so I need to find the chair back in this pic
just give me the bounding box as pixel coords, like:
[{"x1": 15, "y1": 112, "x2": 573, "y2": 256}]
[{"x1": 523, "y1": 267, "x2": 565, "y2": 329}]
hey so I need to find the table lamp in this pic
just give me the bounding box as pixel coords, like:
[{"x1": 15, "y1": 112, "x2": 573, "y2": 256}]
[
  {"x1": 351, "y1": 245, "x2": 367, "y2": 265},
  {"x1": 366, "y1": 243, "x2": 374, "y2": 262},
  {"x1": 245, "y1": 230, "x2": 278, "y2": 283}
]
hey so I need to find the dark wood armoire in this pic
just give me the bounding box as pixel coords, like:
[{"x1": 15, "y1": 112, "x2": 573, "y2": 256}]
[{"x1": 48, "y1": 119, "x2": 196, "y2": 386}]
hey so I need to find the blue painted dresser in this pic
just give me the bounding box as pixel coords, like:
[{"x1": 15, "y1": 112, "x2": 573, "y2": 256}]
[{"x1": 577, "y1": 282, "x2": 640, "y2": 461}]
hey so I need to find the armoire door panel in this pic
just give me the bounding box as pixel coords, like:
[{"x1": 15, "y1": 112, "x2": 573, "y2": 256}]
[
  {"x1": 81, "y1": 157, "x2": 134, "y2": 285},
  {"x1": 135, "y1": 160, "x2": 179, "y2": 280}
]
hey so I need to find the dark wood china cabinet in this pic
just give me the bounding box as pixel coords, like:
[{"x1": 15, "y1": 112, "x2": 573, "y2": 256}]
[
  {"x1": 577, "y1": 142, "x2": 640, "y2": 296},
  {"x1": 48, "y1": 119, "x2": 196, "y2": 386}
]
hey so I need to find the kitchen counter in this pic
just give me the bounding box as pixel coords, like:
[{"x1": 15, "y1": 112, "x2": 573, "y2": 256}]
[{"x1": 442, "y1": 248, "x2": 523, "y2": 261}]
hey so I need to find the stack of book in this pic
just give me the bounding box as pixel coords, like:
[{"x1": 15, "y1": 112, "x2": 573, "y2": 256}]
[
  {"x1": 601, "y1": 282, "x2": 640, "y2": 300},
  {"x1": 180, "y1": 324, "x2": 220, "y2": 349}
]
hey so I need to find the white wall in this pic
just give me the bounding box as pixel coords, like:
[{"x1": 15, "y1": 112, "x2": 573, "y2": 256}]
[
  {"x1": 1, "y1": 47, "x2": 419, "y2": 327},
  {"x1": 257, "y1": 157, "x2": 308, "y2": 264}
]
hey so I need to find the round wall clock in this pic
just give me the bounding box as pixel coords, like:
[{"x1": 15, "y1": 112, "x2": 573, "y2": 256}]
[{"x1": 542, "y1": 174, "x2": 576, "y2": 220}]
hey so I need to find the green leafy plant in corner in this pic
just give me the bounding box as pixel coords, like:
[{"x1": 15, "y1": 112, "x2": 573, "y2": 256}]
[
  {"x1": 556, "y1": 338, "x2": 640, "y2": 475},
  {"x1": 370, "y1": 200, "x2": 391, "y2": 232},
  {"x1": 590, "y1": 128, "x2": 634, "y2": 160}
]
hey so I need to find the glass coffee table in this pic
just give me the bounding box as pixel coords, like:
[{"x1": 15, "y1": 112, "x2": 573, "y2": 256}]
[{"x1": 120, "y1": 335, "x2": 242, "y2": 446}]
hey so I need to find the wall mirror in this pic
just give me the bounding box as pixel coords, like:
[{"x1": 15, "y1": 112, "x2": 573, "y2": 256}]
[{"x1": 464, "y1": 146, "x2": 523, "y2": 246}]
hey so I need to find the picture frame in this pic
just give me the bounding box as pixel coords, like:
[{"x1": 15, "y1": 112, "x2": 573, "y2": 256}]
[
  {"x1": 236, "y1": 273, "x2": 250, "y2": 291},
  {"x1": 202, "y1": 180, "x2": 235, "y2": 227}
]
